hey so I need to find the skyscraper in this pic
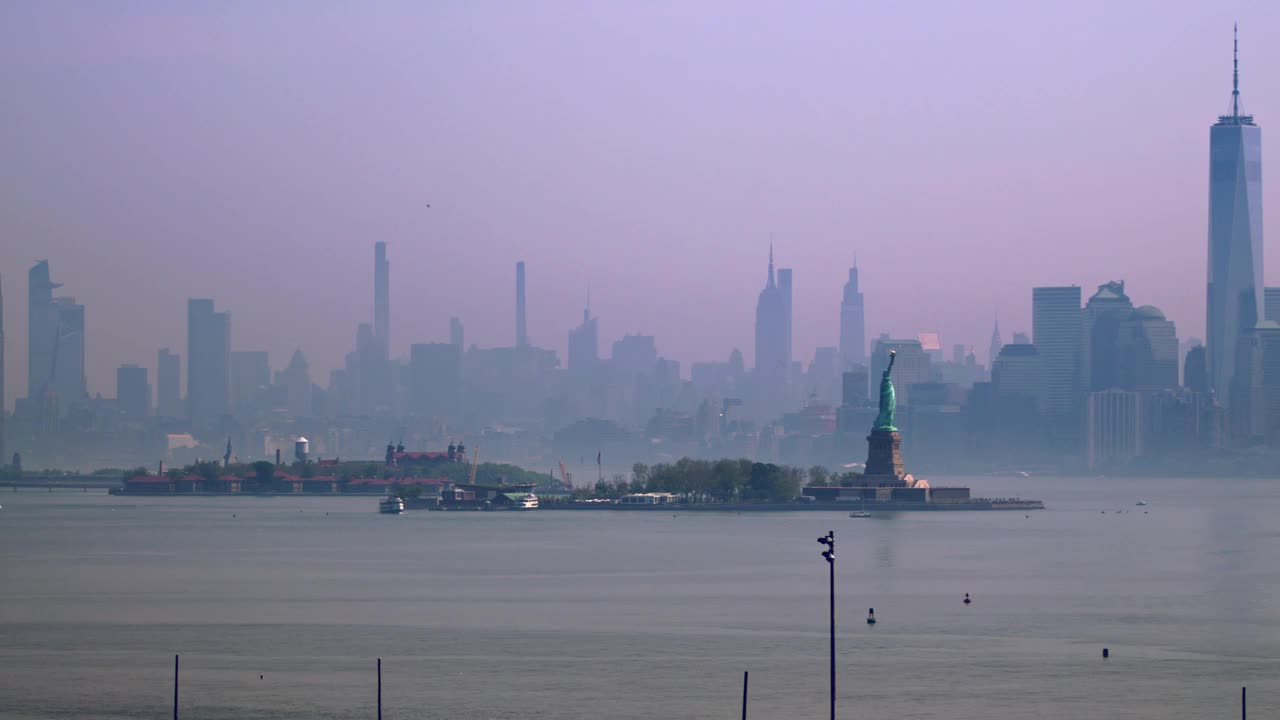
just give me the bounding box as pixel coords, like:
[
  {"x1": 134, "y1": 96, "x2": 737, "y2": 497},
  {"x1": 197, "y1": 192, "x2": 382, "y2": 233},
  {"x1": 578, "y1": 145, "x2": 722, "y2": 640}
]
[
  {"x1": 27, "y1": 261, "x2": 59, "y2": 399},
  {"x1": 515, "y1": 261, "x2": 528, "y2": 348},
  {"x1": 450, "y1": 317, "x2": 464, "y2": 348},
  {"x1": 1118, "y1": 306, "x2": 1179, "y2": 393},
  {"x1": 409, "y1": 343, "x2": 461, "y2": 418},
  {"x1": 46, "y1": 296, "x2": 86, "y2": 410},
  {"x1": 992, "y1": 344, "x2": 1045, "y2": 411},
  {"x1": 839, "y1": 261, "x2": 866, "y2": 370},
  {"x1": 157, "y1": 348, "x2": 181, "y2": 417},
  {"x1": 1265, "y1": 287, "x2": 1280, "y2": 322},
  {"x1": 987, "y1": 314, "x2": 1002, "y2": 372},
  {"x1": 1207, "y1": 26, "x2": 1263, "y2": 403},
  {"x1": 230, "y1": 351, "x2": 270, "y2": 409},
  {"x1": 1085, "y1": 281, "x2": 1134, "y2": 391},
  {"x1": 1184, "y1": 344, "x2": 1209, "y2": 395},
  {"x1": 280, "y1": 349, "x2": 312, "y2": 418},
  {"x1": 1032, "y1": 286, "x2": 1082, "y2": 417},
  {"x1": 754, "y1": 246, "x2": 788, "y2": 378},
  {"x1": 374, "y1": 242, "x2": 390, "y2": 358},
  {"x1": 187, "y1": 299, "x2": 231, "y2": 421},
  {"x1": 777, "y1": 267, "x2": 793, "y2": 369},
  {"x1": 116, "y1": 364, "x2": 150, "y2": 419},
  {"x1": 568, "y1": 301, "x2": 599, "y2": 372}
]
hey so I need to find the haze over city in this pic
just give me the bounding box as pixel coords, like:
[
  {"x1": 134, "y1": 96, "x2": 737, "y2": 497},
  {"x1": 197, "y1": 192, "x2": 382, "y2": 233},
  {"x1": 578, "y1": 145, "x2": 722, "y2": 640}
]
[{"x1": 4, "y1": 1, "x2": 1280, "y2": 400}]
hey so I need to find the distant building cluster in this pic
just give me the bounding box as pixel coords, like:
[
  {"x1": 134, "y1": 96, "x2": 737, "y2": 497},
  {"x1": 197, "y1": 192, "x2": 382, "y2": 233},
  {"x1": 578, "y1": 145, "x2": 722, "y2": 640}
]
[{"x1": 0, "y1": 32, "x2": 1276, "y2": 476}]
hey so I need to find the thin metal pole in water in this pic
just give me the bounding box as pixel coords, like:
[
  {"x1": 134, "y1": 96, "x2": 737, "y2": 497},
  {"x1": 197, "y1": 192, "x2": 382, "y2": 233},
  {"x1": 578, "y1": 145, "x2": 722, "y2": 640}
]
[
  {"x1": 1242, "y1": 686, "x2": 1246, "y2": 720},
  {"x1": 377, "y1": 657, "x2": 382, "y2": 720},
  {"x1": 741, "y1": 670, "x2": 748, "y2": 720},
  {"x1": 173, "y1": 654, "x2": 179, "y2": 720},
  {"x1": 829, "y1": 542, "x2": 835, "y2": 720}
]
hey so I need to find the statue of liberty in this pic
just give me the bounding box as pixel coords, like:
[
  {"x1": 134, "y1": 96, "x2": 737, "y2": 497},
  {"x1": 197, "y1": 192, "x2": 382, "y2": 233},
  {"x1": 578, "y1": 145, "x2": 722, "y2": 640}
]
[{"x1": 873, "y1": 350, "x2": 896, "y2": 432}]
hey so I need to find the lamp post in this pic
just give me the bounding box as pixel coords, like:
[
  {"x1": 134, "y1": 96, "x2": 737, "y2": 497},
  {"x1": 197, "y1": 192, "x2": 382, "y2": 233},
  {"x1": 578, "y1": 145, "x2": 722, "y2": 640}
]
[{"x1": 817, "y1": 530, "x2": 835, "y2": 720}]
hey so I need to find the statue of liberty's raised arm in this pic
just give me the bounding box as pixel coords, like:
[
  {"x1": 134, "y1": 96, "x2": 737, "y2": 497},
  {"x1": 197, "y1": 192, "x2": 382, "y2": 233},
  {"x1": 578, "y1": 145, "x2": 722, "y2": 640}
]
[{"x1": 872, "y1": 350, "x2": 897, "y2": 432}]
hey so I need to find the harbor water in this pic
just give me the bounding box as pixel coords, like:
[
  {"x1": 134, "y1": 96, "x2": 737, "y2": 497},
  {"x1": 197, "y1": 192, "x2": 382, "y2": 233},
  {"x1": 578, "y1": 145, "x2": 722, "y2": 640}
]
[{"x1": 1, "y1": 474, "x2": 1277, "y2": 719}]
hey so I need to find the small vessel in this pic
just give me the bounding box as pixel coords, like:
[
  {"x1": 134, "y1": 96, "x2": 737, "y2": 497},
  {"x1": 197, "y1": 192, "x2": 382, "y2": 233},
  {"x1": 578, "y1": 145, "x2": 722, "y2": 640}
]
[
  {"x1": 518, "y1": 493, "x2": 539, "y2": 510},
  {"x1": 866, "y1": 608, "x2": 877, "y2": 625},
  {"x1": 1135, "y1": 500, "x2": 1148, "y2": 506},
  {"x1": 849, "y1": 497, "x2": 871, "y2": 518},
  {"x1": 963, "y1": 593, "x2": 972, "y2": 605},
  {"x1": 378, "y1": 496, "x2": 405, "y2": 515}
]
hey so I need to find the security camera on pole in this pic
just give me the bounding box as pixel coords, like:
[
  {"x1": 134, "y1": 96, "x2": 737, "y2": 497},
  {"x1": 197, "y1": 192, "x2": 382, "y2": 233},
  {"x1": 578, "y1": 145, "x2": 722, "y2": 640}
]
[{"x1": 817, "y1": 530, "x2": 835, "y2": 720}]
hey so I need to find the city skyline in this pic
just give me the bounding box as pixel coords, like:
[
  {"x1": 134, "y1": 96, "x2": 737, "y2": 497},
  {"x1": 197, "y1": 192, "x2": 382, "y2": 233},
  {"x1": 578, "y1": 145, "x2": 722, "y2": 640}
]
[{"x1": 2, "y1": 5, "x2": 1280, "y2": 404}]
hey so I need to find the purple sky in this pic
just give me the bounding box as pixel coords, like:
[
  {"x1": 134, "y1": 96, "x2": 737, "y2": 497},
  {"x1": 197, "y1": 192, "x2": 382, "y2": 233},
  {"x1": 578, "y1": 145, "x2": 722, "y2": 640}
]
[{"x1": 2, "y1": 1, "x2": 1279, "y2": 404}]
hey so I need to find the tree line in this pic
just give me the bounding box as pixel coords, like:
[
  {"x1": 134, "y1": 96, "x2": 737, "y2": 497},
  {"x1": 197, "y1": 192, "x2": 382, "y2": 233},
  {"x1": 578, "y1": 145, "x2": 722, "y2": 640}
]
[{"x1": 570, "y1": 458, "x2": 863, "y2": 503}]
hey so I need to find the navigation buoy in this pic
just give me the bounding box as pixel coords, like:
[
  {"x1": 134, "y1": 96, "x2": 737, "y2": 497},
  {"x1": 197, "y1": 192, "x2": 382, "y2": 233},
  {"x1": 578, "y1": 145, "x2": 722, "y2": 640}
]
[
  {"x1": 1102, "y1": 648, "x2": 1110, "y2": 659},
  {"x1": 866, "y1": 608, "x2": 877, "y2": 625},
  {"x1": 963, "y1": 593, "x2": 971, "y2": 605}
]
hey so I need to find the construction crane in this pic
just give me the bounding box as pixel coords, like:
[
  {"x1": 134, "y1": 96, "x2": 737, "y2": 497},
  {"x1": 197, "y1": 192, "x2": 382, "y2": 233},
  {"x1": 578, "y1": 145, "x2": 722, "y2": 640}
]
[
  {"x1": 468, "y1": 446, "x2": 480, "y2": 485},
  {"x1": 559, "y1": 460, "x2": 571, "y2": 489}
]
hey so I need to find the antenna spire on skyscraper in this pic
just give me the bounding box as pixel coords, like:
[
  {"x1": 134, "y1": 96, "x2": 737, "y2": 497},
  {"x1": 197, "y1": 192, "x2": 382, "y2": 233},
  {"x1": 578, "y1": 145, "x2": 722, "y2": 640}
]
[
  {"x1": 767, "y1": 238, "x2": 775, "y2": 288},
  {"x1": 1233, "y1": 22, "x2": 1240, "y2": 120}
]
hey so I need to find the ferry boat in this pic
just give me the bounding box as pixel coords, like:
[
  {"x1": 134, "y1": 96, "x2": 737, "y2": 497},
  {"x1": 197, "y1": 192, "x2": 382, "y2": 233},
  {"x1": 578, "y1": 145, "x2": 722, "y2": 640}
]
[
  {"x1": 378, "y1": 496, "x2": 405, "y2": 514},
  {"x1": 517, "y1": 493, "x2": 539, "y2": 510}
]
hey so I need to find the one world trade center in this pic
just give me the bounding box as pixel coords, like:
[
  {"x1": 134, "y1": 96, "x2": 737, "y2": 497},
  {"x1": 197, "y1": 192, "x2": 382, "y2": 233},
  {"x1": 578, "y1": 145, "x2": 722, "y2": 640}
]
[{"x1": 1207, "y1": 25, "x2": 1263, "y2": 404}]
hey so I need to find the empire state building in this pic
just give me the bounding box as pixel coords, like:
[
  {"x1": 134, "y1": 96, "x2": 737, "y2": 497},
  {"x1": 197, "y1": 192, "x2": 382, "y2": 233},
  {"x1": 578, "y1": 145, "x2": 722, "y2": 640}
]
[{"x1": 1207, "y1": 25, "x2": 1263, "y2": 404}]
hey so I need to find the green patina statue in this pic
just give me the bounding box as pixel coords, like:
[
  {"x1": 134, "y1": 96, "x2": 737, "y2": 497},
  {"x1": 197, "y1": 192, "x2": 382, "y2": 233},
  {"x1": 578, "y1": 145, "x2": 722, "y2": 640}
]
[{"x1": 873, "y1": 350, "x2": 897, "y2": 432}]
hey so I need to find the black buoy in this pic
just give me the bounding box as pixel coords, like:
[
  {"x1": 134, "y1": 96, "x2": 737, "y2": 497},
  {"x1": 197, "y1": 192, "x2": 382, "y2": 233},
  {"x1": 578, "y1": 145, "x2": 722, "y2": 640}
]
[
  {"x1": 1102, "y1": 648, "x2": 1110, "y2": 659},
  {"x1": 963, "y1": 593, "x2": 971, "y2": 605},
  {"x1": 866, "y1": 608, "x2": 877, "y2": 625}
]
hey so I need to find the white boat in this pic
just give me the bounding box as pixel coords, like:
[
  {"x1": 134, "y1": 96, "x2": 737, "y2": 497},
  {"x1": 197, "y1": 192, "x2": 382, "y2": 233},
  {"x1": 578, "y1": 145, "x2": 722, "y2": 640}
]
[
  {"x1": 518, "y1": 493, "x2": 539, "y2": 510},
  {"x1": 378, "y1": 496, "x2": 405, "y2": 514},
  {"x1": 1135, "y1": 500, "x2": 1148, "y2": 507},
  {"x1": 849, "y1": 497, "x2": 871, "y2": 518}
]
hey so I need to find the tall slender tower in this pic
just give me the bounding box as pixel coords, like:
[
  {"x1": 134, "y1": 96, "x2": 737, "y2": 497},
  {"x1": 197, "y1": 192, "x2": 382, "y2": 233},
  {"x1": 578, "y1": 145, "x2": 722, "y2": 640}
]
[
  {"x1": 374, "y1": 242, "x2": 390, "y2": 358},
  {"x1": 187, "y1": 299, "x2": 231, "y2": 421},
  {"x1": 988, "y1": 312, "x2": 1003, "y2": 371},
  {"x1": 516, "y1": 261, "x2": 528, "y2": 348},
  {"x1": 1207, "y1": 25, "x2": 1263, "y2": 403},
  {"x1": 27, "y1": 261, "x2": 58, "y2": 399},
  {"x1": 1033, "y1": 286, "x2": 1083, "y2": 418},
  {"x1": 450, "y1": 317, "x2": 464, "y2": 348},
  {"x1": 777, "y1": 267, "x2": 793, "y2": 369},
  {"x1": 839, "y1": 259, "x2": 866, "y2": 369},
  {"x1": 754, "y1": 245, "x2": 788, "y2": 377}
]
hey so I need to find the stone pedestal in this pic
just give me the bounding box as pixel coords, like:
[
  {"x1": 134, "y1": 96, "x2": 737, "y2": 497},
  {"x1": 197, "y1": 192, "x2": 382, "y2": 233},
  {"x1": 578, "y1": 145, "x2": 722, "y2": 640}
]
[{"x1": 864, "y1": 429, "x2": 906, "y2": 486}]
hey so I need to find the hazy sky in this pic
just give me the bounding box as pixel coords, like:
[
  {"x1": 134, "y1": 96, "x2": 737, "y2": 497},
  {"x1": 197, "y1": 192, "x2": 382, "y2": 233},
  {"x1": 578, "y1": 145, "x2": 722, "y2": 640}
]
[{"x1": 3, "y1": 1, "x2": 1279, "y2": 404}]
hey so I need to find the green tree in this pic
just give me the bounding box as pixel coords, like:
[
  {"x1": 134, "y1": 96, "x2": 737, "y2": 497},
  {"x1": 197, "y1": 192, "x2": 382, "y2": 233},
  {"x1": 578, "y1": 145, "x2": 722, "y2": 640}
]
[
  {"x1": 807, "y1": 465, "x2": 830, "y2": 486},
  {"x1": 711, "y1": 459, "x2": 744, "y2": 501},
  {"x1": 631, "y1": 463, "x2": 650, "y2": 490},
  {"x1": 252, "y1": 461, "x2": 276, "y2": 492}
]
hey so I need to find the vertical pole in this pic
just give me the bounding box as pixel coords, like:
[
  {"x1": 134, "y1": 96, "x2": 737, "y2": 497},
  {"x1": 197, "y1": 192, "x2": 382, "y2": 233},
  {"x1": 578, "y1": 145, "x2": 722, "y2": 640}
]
[
  {"x1": 1242, "y1": 686, "x2": 1246, "y2": 720},
  {"x1": 741, "y1": 670, "x2": 748, "y2": 720},
  {"x1": 377, "y1": 657, "x2": 382, "y2": 720},
  {"x1": 173, "y1": 654, "x2": 179, "y2": 720},
  {"x1": 829, "y1": 538, "x2": 836, "y2": 720}
]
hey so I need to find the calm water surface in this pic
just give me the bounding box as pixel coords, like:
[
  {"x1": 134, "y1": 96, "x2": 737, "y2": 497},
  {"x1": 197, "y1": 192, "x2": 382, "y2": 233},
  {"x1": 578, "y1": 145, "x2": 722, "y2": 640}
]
[{"x1": 1, "y1": 475, "x2": 1278, "y2": 719}]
